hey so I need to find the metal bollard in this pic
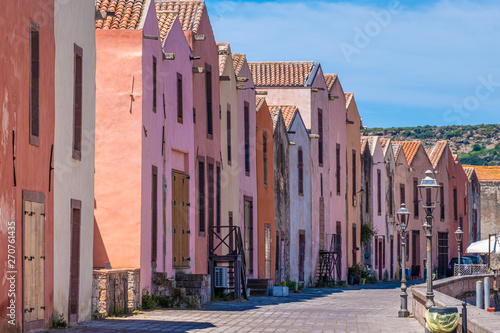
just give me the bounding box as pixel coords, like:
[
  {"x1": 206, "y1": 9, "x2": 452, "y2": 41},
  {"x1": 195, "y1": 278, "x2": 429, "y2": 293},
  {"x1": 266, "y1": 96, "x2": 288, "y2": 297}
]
[
  {"x1": 476, "y1": 281, "x2": 483, "y2": 309},
  {"x1": 462, "y1": 302, "x2": 467, "y2": 333},
  {"x1": 484, "y1": 277, "x2": 490, "y2": 309}
]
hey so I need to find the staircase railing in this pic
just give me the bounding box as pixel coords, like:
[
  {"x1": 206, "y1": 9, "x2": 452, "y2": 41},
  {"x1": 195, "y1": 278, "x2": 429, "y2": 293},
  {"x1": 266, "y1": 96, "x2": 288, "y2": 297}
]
[{"x1": 208, "y1": 226, "x2": 247, "y2": 299}]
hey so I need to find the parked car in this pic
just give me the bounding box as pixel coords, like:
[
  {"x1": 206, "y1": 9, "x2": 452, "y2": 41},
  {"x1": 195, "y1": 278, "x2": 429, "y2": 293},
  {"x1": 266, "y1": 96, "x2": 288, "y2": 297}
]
[
  {"x1": 463, "y1": 255, "x2": 484, "y2": 265},
  {"x1": 447, "y1": 257, "x2": 472, "y2": 277}
]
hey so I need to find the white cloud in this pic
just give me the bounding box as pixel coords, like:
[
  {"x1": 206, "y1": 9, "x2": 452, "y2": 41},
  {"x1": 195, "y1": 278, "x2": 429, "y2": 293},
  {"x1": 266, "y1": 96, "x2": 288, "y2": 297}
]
[{"x1": 208, "y1": 0, "x2": 500, "y2": 126}]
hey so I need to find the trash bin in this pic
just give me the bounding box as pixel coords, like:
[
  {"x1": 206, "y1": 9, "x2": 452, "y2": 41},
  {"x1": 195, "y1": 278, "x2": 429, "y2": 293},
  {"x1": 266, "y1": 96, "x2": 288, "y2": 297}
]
[{"x1": 424, "y1": 307, "x2": 460, "y2": 333}]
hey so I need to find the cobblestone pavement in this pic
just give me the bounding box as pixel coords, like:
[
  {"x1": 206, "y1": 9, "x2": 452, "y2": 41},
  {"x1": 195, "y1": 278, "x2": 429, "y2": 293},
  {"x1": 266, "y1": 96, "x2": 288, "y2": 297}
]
[{"x1": 49, "y1": 281, "x2": 424, "y2": 332}]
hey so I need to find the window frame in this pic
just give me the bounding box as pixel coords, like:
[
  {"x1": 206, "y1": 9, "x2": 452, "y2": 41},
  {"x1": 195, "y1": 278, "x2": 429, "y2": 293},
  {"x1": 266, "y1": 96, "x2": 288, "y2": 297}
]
[
  {"x1": 72, "y1": 44, "x2": 83, "y2": 160},
  {"x1": 29, "y1": 20, "x2": 40, "y2": 146}
]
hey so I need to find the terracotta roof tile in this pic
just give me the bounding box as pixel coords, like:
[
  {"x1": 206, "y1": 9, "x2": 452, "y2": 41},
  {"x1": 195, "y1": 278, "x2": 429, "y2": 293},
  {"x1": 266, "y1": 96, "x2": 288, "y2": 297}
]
[
  {"x1": 344, "y1": 92, "x2": 353, "y2": 107},
  {"x1": 217, "y1": 42, "x2": 230, "y2": 76},
  {"x1": 462, "y1": 165, "x2": 500, "y2": 181},
  {"x1": 427, "y1": 140, "x2": 448, "y2": 168},
  {"x1": 95, "y1": 0, "x2": 147, "y2": 30},
  {"x1": 268, "y1": 105, "x2": 297, "y2": 129},
  {"x1": 380, "y1": 138, "x2": 389, "y2": 151},
  {"x1": 154, "y1": 1, "x2": 205, "y2": 34},
  {"x1": 392, "y1": 141, "x2": 422, "y2": 166},
  {"x1": 324, "y1": 73, "x2": 338, "y2": 91},
  {"x1": 157, "y1": 11, "x2": 178, "y2": 44},
  {"x1": 249, "y1": 61, "x2": 314, "y2": 87},
  {"x1": 232, "y1": 53, "x2": 246, "y2": 76},
  {"x1": 462, "y1": 166, "x2": 476, "y2": 180},
  {"x1": 256, "y1": 97, "x2": 265, "y2": 112}
]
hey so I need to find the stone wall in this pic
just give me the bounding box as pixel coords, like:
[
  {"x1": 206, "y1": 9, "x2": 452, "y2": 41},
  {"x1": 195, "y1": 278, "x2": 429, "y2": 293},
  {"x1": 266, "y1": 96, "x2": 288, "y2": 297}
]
[
  {"x1": 411, "y1": 275, "x2": 500, "y2": 333},
  {"x1": 152, "y1": 272, "x2": 211, "y2": 307},
  {"x1": 479, "y1": 181, "x2": 500, "y2": 239},
  {"x1": 92, "y1": 269, "x2": 140, "y2": 317}
]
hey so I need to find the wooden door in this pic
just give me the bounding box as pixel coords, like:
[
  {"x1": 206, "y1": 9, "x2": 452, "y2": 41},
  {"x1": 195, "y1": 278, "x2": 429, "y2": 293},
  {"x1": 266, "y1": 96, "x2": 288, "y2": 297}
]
[
  {"x1": 69, "y1": 201, "x2": 81, "y2": 324},
  {"x1": 244, "y1": 199, "x2": 253, "y2": 275},
  {"x1": 378, "y1": 240, "x2": 383, "y2": 281},
  {"x1": 390, "y1": 236, "x2": 394, "y2": 279},
  {"x1": 172, "y1": 171, "x2": 190, "y2": 267},
  {"x1": 412, "y1": 231, "x2": 420, "y2": 267},
  {"x1": 23, "y1": 200, "x2": 45, "y2": 327},
  {"x1": 299, "y1": 232, "x2": 305, "y2": 282},
  {"x1": 265, "y1": 226, "x2": 271, "y2": 279}
]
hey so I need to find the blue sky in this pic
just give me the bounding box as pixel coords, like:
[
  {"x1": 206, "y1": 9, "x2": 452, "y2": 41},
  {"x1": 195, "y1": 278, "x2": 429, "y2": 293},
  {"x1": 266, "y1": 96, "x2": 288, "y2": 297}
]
[{"x1": 207, "y1": 0, "x2": 500, "y2": 128}]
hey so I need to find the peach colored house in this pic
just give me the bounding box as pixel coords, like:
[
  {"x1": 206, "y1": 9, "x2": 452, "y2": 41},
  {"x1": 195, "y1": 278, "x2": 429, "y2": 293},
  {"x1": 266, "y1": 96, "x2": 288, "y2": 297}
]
[
  {"x1": 428, "y1": 141, "x2": 470, "y2": 272},
  {"x1": 155, "y1": 0, "x2": 222, "y2": 274},
  {"x1": 249, "y1": 61, "x2": 331, "y2": 284},
  {"x1": 155, "y1": 10, "x2": 195, "y2": 275},
  {"x1": 324, "y1": 74, "x2": 349, "y2": 280},
  {"x1": 392, "y1": 141, "x2": 434, "y2": 279},
  {"x1": 256, "y1": 98, "x2": 275, "y2": 281},
  {"x1": 94, "y1": 0, "x2": 168, "y2": 294},
  {"x1": 0, "y1": 1, "x2": 55, "y2": 331},
  {"x1": 343, "y1": 90, "x2": 362, "y2": 276},
  {"x1": 462, "y1": 166, "x2": 480, "y2": 244}
]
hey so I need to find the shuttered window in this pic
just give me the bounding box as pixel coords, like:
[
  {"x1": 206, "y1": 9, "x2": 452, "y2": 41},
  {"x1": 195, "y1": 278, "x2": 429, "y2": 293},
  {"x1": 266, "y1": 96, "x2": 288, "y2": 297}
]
[
  {"x1": 208, "y1": 162, "x2": 214, "y2": 231},
  {"x1": 244, "y1": 102, "x2": 250, "y2": 175},
  {"x1": 30, "y1": 21, "x2": 40, "y2": 146},
  {"x1": 318, "y1": 109, "x2": 323, "y2": 166},
  {"x1": 263, "y1": 131, "x2": 268, "y2": 187},
  {"x1": 177, "y1": 73, "x2": 183, "y2": 123},
  {"x1": 453, "y1": 187, "x2": 458, "y2": 220},
  {"x1": 389, "y1": 175, "x2": 394, "y2": 215},
  {"x1": 227, "y1": 105, "x2": 231, "y2": 164},
  {"x1": 440, "y1": 183, "x2": 445, "y2": 220},
  {"x1": 336, "y1": 144, "x2": 341, "y2": 195},
  {"x1": 205, "y1": 64, "x2": 213, "y2": 137},
  {"x1": 413, "y1": 178, "x2": 419, "y2": 218},
  {"x1": 73, "y1": 44, "x2": 83, "y2": 160},
  {"x1": 198, "y1": 160, "x2": 205, "y2": 233},
  {"x1": 216, "y1": 164, "x2": 221, "y2": 233},
  {"x1": 352, "y1": 149, "x2": 356, "y2": 205},
  {"x1": 151, "y1": 166, "x2": 158, "y2": 267},
  {"x1": 298, "y1": 147, "x2": 303, "y2": 195},
  {"x1": 377, "y1": 170, "x2": 381, "y2": 215},
  {"x1": 153, "y1": 56, "x2": 157, "y2": 113}
]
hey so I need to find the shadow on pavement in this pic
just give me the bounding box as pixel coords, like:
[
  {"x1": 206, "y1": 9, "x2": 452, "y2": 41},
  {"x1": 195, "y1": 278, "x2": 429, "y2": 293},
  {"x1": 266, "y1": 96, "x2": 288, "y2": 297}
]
[
  {"x1": 194, "y1": 280, "x2": 426, "y2": 312},
  {"x1": 46, "y1": 320, "x2": 216, "y2": 332}
]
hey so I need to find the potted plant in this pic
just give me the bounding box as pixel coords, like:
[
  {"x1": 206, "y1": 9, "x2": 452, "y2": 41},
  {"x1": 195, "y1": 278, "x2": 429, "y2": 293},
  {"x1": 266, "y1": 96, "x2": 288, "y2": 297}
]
[
  {"x1": 360, "y1": 270, "x2": 369, "y2": 285},
  {"x1": 348, "y1": 263, "x2": 363, "y2": 285},
  {"x1": 273, "y1": 281, "x2": 289, "y2": 297}
]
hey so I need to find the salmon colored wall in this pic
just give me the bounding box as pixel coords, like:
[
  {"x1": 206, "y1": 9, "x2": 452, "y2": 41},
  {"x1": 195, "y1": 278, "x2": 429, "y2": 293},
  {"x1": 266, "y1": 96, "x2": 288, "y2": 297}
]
[
  {"x1": 0, "y1": 1, "x2": 55, "y2": 330},
  {"x1": 256, "y1": 100, "x2": 275, "y2": 281},
  {"x1": 93, "y1": 30, "x2": 143, "y2": 270},
  {"x1": 191, "y1": 8, "x2": 221, "y2": 274}
]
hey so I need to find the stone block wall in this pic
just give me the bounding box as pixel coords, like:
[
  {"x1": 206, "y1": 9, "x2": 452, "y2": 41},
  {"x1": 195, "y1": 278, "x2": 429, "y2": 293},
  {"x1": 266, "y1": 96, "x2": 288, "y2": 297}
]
[
  {"x1": 92, "y1": 269, "x2": 140, "y2": 317},
  {"x1": 479, "y1": 181, "x2": 500, "y2": 239}
]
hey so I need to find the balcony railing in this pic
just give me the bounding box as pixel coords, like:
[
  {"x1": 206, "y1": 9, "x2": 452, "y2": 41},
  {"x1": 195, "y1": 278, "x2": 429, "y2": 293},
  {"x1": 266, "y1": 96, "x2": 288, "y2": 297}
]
[{"x1": 454, "y1": 264, "x2": 488, "y2": 276}]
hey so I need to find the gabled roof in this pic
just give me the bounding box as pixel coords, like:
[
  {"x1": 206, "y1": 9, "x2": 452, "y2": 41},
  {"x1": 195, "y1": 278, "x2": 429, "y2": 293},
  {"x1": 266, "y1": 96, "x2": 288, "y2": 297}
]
[
  {"x1": 249, "y1": 61, "x2": 315, "y2": 87},
  {"x1": 324, "y1": 73, "x2": 338, "y2": 91},
  {"x1": 380, "y1": 138, "x2": 389, "y2": 152},
  {"x1": 154, "y1": 1, "x2": 205, "y2": 33},
  {"x1": 427, "y1": 140, "x2": 448, "y2": 168},
  {"x1": 268, "y1": 105, "x2": 297, "y2": 129},
  {"x1": 361, "y1": 137, "x2": 369, "y2": 153},
  {"x1": 157, "y1": 11, "x2": 178, "y2": 44},
  {"x1": 345, "y1": 92, "x2": 353, "y2": 107},
  {"x1": 462, "y1": 166, "x2": 476, "y2": 181},
  {"x1": 392, "y1": 141, "x2": 422, "y2": 166},
  {"x1": 232, "y1": 54, "x2": 246, "y2": 76},
  {"x1": 462, "y1": 165, "x2": 500, "y2": 181},
  {"x1": 217, "y1": 42, "x2": 230, "y2": 76},
  {"x1": 392, "y1": 143, "x2": 403, "y2": 162},
  {"x1": 95, "y1": 0, "x2": 147, "y2": 30},
  {"x1": 256, "y1": 97, "x2": 266, "y2": 112}
]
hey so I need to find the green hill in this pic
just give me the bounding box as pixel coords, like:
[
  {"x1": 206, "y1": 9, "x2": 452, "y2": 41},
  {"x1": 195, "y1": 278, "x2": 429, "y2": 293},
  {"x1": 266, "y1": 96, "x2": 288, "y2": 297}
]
[{"x1": 362, "y1": 124, "x2": 500, "y2": 166}]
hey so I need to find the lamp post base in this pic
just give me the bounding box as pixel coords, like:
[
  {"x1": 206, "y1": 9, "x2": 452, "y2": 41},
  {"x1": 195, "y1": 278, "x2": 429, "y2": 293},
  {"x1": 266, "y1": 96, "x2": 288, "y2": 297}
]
[
  {"x1": 425, "y1": 295, "x2": 435, "y2": 309},
  {"x1": 398, "y1": 309, "x2": 409, "y2": 318}
]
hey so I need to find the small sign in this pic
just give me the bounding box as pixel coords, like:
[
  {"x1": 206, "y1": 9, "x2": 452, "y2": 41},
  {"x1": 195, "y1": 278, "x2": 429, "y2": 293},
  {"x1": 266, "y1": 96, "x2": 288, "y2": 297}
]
[
  {"x1": 194, "y1": 34, "x2": 206, "y2": 41},
  {"x1": 163, "y1": 53, "x2": 175, "y2": 60}
]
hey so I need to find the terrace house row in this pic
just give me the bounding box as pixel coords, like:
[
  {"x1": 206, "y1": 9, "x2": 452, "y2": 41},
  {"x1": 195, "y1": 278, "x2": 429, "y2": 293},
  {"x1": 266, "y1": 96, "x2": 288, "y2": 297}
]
[
  {"x1": 0, "y1": 0, "x2": 96, "y2": 331},
  {"x1": 360, "y1": 138, "x2": 478, "y2": 281}
]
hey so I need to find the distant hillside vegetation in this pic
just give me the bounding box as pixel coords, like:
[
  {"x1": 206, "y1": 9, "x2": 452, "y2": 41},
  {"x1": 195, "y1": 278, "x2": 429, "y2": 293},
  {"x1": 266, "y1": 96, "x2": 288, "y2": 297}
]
[{"x1": 362, "y1": 124, "x2": 500, "y2": 166}]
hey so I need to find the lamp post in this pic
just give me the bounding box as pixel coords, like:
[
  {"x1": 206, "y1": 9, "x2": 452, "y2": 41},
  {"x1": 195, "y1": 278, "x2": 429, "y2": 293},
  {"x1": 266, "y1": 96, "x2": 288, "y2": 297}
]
[
  {"x1": 397, "y1": 203, "x2": 411, "y2": 317},
  {"x1": 455, "y1": 227, "x2": 463, "y2": 276},
  {"x1": 417, "y1": 170, "x2": 441, "y2": 309}
]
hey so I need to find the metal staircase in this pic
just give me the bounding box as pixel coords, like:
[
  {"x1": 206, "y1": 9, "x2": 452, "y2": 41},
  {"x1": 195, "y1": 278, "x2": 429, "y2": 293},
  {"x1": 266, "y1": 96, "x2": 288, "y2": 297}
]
[
  {"x1": 208, "y1": 226, "x2": 248, "y2": 299},
  {"x1": 316, "y1": 233, "x2": 342, "y2": 286}
]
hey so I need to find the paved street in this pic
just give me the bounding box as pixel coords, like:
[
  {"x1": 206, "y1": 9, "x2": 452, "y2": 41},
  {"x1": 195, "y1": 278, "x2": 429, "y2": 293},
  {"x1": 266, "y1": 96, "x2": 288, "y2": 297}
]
[{"x1": 50, "y1": 281, "x2": 424, "y2": 332}]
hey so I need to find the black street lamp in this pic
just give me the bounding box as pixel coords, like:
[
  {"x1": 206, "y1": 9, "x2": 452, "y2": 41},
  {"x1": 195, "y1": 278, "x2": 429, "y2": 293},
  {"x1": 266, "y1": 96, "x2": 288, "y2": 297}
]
[
  {"x1": 397, "y1": 203, "x2": 411, "y2": 317},
  {"x1": 417, "y1": 170, "x2": 441, "y2": 309},
  {"x1": 455, "y1": 227, "x2": 463, "y2": 276}
]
